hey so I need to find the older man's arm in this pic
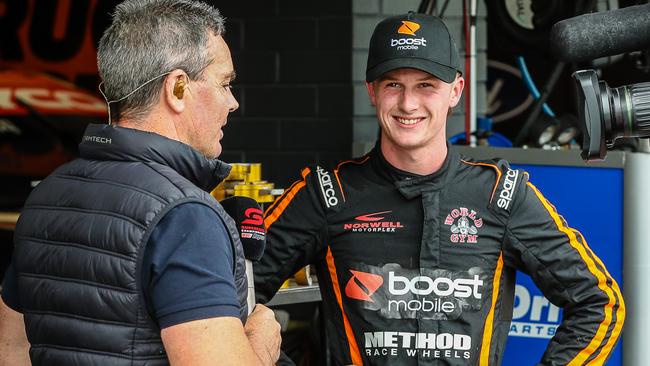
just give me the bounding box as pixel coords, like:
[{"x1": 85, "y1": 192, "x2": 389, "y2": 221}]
[
  {"x1": 161, "y1": 304, "x2": 281, "y2": 366},
  {"x1": 0, "y1": 298, "x2": 29, "y2": 366}
]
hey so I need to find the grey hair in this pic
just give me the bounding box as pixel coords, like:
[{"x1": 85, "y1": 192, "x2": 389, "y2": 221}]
[{"x1": 97, "y1": 0, "x2": 225, "y2": 121}]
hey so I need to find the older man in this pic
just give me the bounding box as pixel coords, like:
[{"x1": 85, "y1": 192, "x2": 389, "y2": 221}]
[{"x1": 0, "y1": 1, "x2": 280, "y2": 365}]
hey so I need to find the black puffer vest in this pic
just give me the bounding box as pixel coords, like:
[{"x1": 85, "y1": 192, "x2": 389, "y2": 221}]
[{"x1": 12, "y1": 124, "x2": 248, "y2": 365}]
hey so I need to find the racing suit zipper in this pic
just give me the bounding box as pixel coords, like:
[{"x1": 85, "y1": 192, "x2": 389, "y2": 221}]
[{"x1": 419, "y1": 189, "x2": 441, "y2": 365}]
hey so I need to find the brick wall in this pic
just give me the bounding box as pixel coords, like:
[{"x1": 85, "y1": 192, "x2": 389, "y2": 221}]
[{"x1": 217, "y1": 1, "x2": 353, "y2": 188}]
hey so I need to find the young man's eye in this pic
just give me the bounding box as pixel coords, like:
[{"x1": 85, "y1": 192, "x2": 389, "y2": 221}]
[
  {"x1": 386, "y1": 82, "x2": 400, "y2": 88},
  {"x1": 419, "y1": 83, "x2": 433, "y2": 88}
]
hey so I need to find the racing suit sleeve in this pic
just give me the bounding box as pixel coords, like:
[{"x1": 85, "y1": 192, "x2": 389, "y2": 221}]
[
  {"x1": 254, "y1": 167, "x2": 329, "y2": 304},
  {"x1": 502, "y1": 177, "x2": 625, "y2": 366}
]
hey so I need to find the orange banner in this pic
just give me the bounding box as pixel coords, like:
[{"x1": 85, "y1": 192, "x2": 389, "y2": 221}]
[{"x1": 0, "y1": 0, "x2": 115, "y2": 87}]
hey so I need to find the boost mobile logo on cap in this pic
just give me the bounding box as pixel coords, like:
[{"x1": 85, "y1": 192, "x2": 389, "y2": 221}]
[
  {"x1": 391, "y1": 20, "x2": 427, "y2": 50},
  {"x1": 316, "y1": 166, "x2": 339, "y2": 208},
  {"x1": 398, "y1": 21, "x2": 420, "y2": 35},
  {"x1": 497, "y1": 169, "x2": 519, "y2": 210}
]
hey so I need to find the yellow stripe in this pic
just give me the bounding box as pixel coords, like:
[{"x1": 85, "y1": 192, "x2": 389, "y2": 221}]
[
  {"x1": 263, "y1": 168, "x2": 310, "y2": 229},
  {"x1": 479, "y1": 252, "x2": 504, "y2": 366},
  {"x1": 528, "y1": 182, "x2": 619, "y2": 365},
  {"x1": 326, "y1": 247, "x2": 363, "y2": 365},
  {"x1": 573, "y1": 230, "x2": 625, "y2": 365}
]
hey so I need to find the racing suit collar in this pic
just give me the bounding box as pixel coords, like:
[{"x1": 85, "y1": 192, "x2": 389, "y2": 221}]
[{"x1": 373, "y1": 141, "x2": 460, "y2": 199}]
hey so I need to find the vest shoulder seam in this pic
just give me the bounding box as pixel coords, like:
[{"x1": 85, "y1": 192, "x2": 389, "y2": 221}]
[
  {"x1": 142, "y1": 162, "x2": 185, "y2": 196},
  {"x1": 54, "y1": 174, "x2": 169, "y2": 204},
  {"x1": 19, "y1": 272, "x2": 137, "y2": 294},
  {"x1": 29, "y1": 344, "x2": 166, "y2": 360},
  {"x1": 22, "y1": 205, "x2": 147, "y2": 230},
  {"x1": 16, "y1": 235, "x2": 136, "y2": 262},
  {"x1": 22, "y1": 309, "x2": 137, "y2": 327}
]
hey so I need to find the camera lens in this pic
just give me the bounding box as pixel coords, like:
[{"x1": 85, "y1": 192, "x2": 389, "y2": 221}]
[
  {"x1": 573, "y1": 69, "x2": 650, "y2": 160},
  {"x1": 602, "y1": 81, "x2": 650, "y2": 140}
]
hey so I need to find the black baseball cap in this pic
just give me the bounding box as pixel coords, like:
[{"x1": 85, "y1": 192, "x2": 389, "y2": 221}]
[{"x1": 366, "y1": 12, "x2": 461, "y2": 83}]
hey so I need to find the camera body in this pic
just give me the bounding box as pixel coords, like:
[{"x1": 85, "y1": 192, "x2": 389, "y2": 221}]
[
  {"x1": 574, "y1": 70, "x2": 650, "y2": 160},
  {"x1": 550, "y1": 3, "x2": 650, "y2": 160}
]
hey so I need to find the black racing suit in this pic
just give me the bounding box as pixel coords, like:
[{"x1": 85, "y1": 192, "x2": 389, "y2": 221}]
[{"x1": 255, "y1": 145, "x2": 625, "y2": 366}]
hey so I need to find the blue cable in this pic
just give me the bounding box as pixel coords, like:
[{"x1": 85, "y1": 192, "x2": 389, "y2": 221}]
[{"x1": 516, "y1": 56, "x2": 555, "y2": 117}]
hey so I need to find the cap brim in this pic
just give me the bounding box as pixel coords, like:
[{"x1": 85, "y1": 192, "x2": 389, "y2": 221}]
[{"x1": 366, "y1": 58, "x2": 457, "y2": 83}]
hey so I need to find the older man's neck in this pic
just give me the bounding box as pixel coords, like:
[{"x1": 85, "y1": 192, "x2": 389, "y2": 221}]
[{"x1": 115, "y1": 111, "x2": 181, "y2": 142}]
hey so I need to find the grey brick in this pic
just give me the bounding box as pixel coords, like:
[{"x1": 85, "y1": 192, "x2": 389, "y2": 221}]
[
  {"x1": 380, "y1": 0, "x2": 420, "y2": 15},
  {"x1": 353, "y1": 50, "x2": 369, "y2": 81},
  {"x1": 319, "y1": 17, "x2": 352, "y2": 49},
  {"x1": 354, "y1": 83, "x2": 375, "y2": 117},
  {"x1": 319, "y1": 85, "x2": 354, "y2": 117},
  {"x1": 279, "y1": 120, "x2": 352, "y2": 151},
  {"x1": 353, "y1": 16, "x2": 383, "y2": 49},
  {"x1": 245, "y1": 19, "x2": 317, "y2": 50},
  {"x1": 279, "y1": 51, "x2": 351, "y2": 83},
  {"x1": 353, "y1": 0, "x2": 380, "y2": 14},
  {"x1": 245, "y1": 87, "x2": 316, "y2": 117},
  {"x1": 278, "y1": 0, "x2": 351, "y2": 16}
]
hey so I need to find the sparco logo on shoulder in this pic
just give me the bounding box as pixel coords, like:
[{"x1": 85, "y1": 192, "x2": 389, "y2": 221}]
[
  {"x1": 316, "y1": 166, "x2": 338, "y2": 208},
  {"x1": 497, "y1": 169, "x2": 519, "y2": 210}
]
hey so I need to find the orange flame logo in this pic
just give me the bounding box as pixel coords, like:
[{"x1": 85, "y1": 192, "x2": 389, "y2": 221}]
[{"x1": 397, "y1": 21, "x2": 420, "y2": 36}]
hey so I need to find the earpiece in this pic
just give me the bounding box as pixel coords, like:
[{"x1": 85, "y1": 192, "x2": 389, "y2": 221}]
[{"x1": 173, "y1": 79, "x2": 185, "y2": 99}]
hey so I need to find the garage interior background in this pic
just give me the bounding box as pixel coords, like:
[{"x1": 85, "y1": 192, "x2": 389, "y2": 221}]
[
  {"x1": 1, "y1": 0, "x2": 649, "y2": 361},
  {"x1": 2, "y1": 0, "x2": 646, "y2": 188}
]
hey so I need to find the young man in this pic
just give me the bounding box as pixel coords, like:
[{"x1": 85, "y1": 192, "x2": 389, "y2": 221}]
[
  {"x1": 0, "y1": 1, "x2": 280, "y2": 365},
  {"x1": 255, "y1": 12, "x2": 624, "y2": 365}
]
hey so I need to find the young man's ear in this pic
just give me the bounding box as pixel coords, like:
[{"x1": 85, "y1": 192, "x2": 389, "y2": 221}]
[
  {"x1": 366, "y1": 81, "x2": 377, "y2": 106},
  {"x1": 164, "y1": 70, "x2": 188, "y2": 113},
  {"x1": 448, "y1": 75, "x2": 465, "y2": 108}
]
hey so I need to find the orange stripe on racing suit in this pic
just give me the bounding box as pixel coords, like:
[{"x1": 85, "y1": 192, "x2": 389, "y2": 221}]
[
  {"x1": 264, "y1": 168, "x2": 310, "y2": 230},
  {"x1": 528, "y1": 182, "x2": 624, "y2": 365},
  {"x1": 326, "y1": 247, "x2": 363, "y2": 365},
  {"x1": 572, "y1": 229, "x2": 626, "y2": 365},
  {"x1": 479, "y1": 252, "x2": 504, "y2": 366}
]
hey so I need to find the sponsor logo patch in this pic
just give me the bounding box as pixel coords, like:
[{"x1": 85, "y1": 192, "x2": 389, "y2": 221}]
[
  {"x1": 345, "y1": 270, "x2": 384, "y2": 302},
  {"x1": 363, "y1": 331, "x2": 472, "y2": 360},
  {"x1": 242, "y1": 207, "x2": 263, "y2": 225},
  {"x1": 83, "y1": 135, "x2": 111, "y2": 144},
  {"x1": 355, "y1": 211, "x2": 390, "y2": 222},
  {"x1": 443, "y1": 207, "x2": 483, "y2": 243},
  {"x1": 344, "y1": 264, "x2": 485, "y2": 320},
  {"x1": 391, "y1": 20, "x2": 427, "y2": 51},
  {"x1": 316, "y1": 166, "x2": 339, "y2": 208},
  {"x1": 240, "y1": 207, "x2": 265, "y2": 241},
  {"x1": 397, "y1": 20, "x2": 420, "y2": 36},
  {"x1": 343, "y1": 211, "x2": 405, "y2": 233},
  {"x1": 497, "y1": 169, "x2": 519, "y2": 211},
  {"x1": 346, "y1": 263, "x2": 486, "y2": 360}
]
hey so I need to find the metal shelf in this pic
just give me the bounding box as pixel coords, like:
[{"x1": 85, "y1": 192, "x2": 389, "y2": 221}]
[{"x1": 266, "y1": 278, "x2": 321, "y2": 306}]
